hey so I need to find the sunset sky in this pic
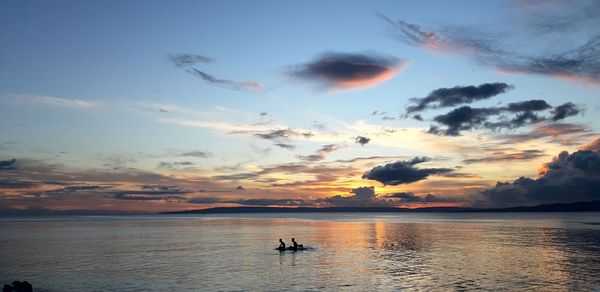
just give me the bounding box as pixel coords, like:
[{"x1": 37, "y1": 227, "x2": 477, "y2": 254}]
[{"x1": 1, "y1": 0, "x2": 599, "y2": 213}]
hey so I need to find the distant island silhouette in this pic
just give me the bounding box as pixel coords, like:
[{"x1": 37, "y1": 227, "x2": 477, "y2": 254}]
[{"x1": 162, "y1": 200, "x2": 600, "y2": 214}]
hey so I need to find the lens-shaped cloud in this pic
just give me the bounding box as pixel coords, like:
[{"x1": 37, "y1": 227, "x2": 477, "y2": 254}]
[{"x1": 289, "y1": 52, "x2": 407, "y2": 91}]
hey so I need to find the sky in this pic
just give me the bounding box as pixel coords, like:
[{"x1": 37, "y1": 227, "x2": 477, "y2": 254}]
[{"x1": 1, "y1": 0, "x2": 599, "y2": 213}]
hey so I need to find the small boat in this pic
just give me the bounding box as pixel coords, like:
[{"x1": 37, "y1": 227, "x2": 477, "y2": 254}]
[{"x1": 275, "y1": 246, "x2": 306, "y2": 252}]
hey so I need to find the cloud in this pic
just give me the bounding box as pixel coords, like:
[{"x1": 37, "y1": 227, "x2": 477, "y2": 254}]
[
  {"x1": 579, "y1": 138, "x2": 600, "y2": 151},
  {"x1": 187, "y1": 69, "x2": 261, "y2": 91},
  {"x1": 168, "y1": 53, "x2": 261, "y2": 91},
  {"x1": 362, "y1": 157, "x2": 453, "y2": 185},
  {"x1": 479, "y1": 139, "x2": 600, "y2": 207},
  {"x1": 463, "y1": 150, "x2": 545, "y2": 164},
  {"x1": 315, "y1": 186, "x2": 390, "y2": 207},
  {"x1": 112, "y1": 185, "x2": 191, "y2": 201},
  {"x1": 428, "y1": 106, "x2": 503, "y2": 136},
  {"x1": 428, "y1": 100, "x2": 582, "y2": 136},
  {"x1": 406, "y1": 82, "x2": 514, "y2": 114},
  {"x1": 157, "y1": 161, "x2": 195, "y2": 170},
  {"x1": 273, "y1": 143, "x2": 297, "y2": 150},
  {"x1": 500, "y1": 123, "x2": 590, "y2": 144},
  {"x1": 186, "y1": 197, "x2": 309, "y2": 207},
  {"x1": 114, "y1": 193, "x2": 187, "y2": 201},
  {"x1": 180, "y1": 151, "x2": 212, "y2": 158},
  {"x1": 297, "y1": 144, "x2": 344, "y2": 162},
  {"x1": 315, "y1": 186, "x2": 464, "y2": 207},
  {"x1": 254, "y1": 128, "x2": 299, "y2": 140},
  {"x1": 11, "y1": 94, "x2": 99, "y2": 109},
  {"x1": 0, "y1": 159, "x2": 17, "y2": 170},
  {"x1": 384, "y1": 192, "x2": 460, "y2": 203},
  {"x1": 493, "y1": 37, "x2": 600, "y2": 84},
  {"x1": 551, "y1": 102, "x2": 582, "y2": 121},
  {"x1": 289, "y1": 52, "x2": 407, "y2": 90},
  {"x1": 252, "y1": 128, "x2": 313, "y2": 149},
  {"x1": 354, "y1": 136, "x2": 371, "y2": 146},
  {"x1": 378, "y1": 14, "x2": 442, "y2": 49},
  {"x1": 167, "y1": 54, "x2": 214, "y2": 67},
  {"x1": 0, "y1": 180, "x2": 37, "y2": 188},
  {"x1": 380, "y1": 12, "x2": 600, "y2": 84}
]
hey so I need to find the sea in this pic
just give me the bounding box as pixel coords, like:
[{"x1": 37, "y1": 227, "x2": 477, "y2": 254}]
[{"x1": 1, "y1": 212, "x2": 600, "y2": 291}]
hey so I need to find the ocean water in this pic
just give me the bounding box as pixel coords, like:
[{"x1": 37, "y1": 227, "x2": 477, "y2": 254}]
[{"x1": 1, "y1": 212, "x2": 600, "y2": 291}]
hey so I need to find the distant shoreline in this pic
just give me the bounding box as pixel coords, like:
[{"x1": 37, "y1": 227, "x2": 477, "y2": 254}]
[
  {"x1": 162, "y1": 200, "x2": 600, "y2": 214},
  {"x1": 2, "y1": 200, "x2": 599, "y2": 216}
]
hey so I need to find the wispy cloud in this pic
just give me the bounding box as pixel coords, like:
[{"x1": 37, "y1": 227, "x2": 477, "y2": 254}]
[
  {"x1": 463, "y1": 150, "x2": 545, "y2": 164},
  {"x1": 168, "y1": 53, "x2": 261, "y2": 91},
  {"x1": 167, "y1": 54, "x2": 214, "y2": 67},
  {"x1": 297, "y1": 144, "x2": 345, "y2": 162},
  {"x1": 380, "y1": 7, "x2": 600, "y2": 85},
  {"x1": 10, "y1": 94, "x2": 100, "y2": 109}
]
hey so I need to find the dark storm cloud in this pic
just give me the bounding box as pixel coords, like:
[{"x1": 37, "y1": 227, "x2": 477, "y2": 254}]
[
  {"x1": 428, "y1": 100, "x2": 583, "y2": 136},
  {"x1": 551, "y1": 102, "x2": 582, "y2": 121},
  {"x1": 506, "y1": 100, "x2": 552, "y2": 112},
  {"x1": 480, "y1": 141, "x2": 600, "y2": 207},
  {"x1": 380, "y1": 9, "x2": 600, "y2": 84},
  {"x1": 463, "y1": 150, "x2": 545, "y2": 164},
  {"x1": 168, "y1": 53, "x2": 261, "y2": 91},
  {"x1": 406, "y1": 82, "x2": 514, "y2": 114},
  {"x1": 354, "y1": 136, "x2": 371, "y2": 146},
  {"x1": 362, "y1": 157, "x2": 453, "y2": 185},
  {"x1": 0, "y1": 158, "x2": 17, "y2": 170},
  {"x1": 289, "y1": 52, "x2": 405, "y2": 90},
  {"x1": 428, "y1": 106, "x2": 503, "y2": 136},
  {"x1": 167, "y1": 54, "x2": 214, "y2": 67},
  {"x1": 298, "y1": 144, "x2": 344, "y2": 162}
]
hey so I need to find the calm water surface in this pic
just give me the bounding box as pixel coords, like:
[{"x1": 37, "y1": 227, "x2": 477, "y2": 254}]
[{"x1": 1, "y1": 212, "x2": 600, "y2": 291}]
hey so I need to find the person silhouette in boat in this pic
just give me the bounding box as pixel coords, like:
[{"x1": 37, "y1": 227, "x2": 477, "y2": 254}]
[
  {"x1": 290, "y1": 238, "x2": 304, "y2": 251},
  {"x1": 277, "y1": 238, "x2": 286, "y2": 251}
]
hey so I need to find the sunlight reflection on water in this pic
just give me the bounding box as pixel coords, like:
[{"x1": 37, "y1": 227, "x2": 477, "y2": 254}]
[{"x1": 1, "y1": 212, "x2": 600, "y2": 291}]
